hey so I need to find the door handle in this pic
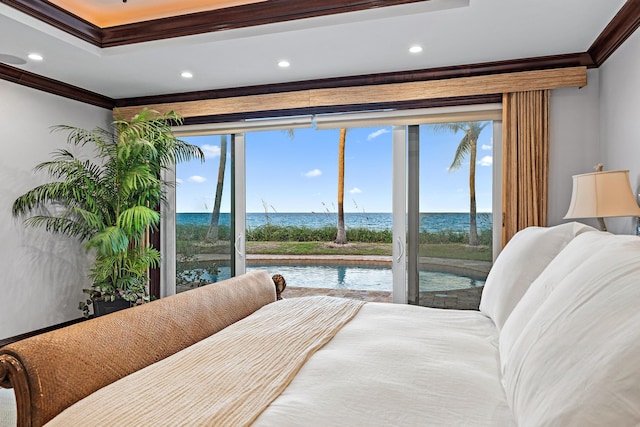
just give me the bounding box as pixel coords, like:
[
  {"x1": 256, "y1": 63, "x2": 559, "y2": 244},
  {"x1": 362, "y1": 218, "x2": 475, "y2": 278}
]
[
  {"x1": 396, "y1": 237, "x2": 404, "y2": 263},
  {"x1": 234, "y1": 234, "x2": 244, "y2": 258}
]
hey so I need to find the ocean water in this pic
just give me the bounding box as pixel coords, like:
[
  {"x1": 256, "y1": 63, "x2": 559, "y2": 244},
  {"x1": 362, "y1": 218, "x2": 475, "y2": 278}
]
[{"x1": 177, "y1": 212, "x2": 493, "y2": 233}]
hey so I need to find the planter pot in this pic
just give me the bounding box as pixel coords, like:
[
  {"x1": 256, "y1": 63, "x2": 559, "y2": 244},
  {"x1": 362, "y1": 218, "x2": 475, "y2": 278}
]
[{"x1": 93, "y1": 298, "x2": 131, "y2": 317}]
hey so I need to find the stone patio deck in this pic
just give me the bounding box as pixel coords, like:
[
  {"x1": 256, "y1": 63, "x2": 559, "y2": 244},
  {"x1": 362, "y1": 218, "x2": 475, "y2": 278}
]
[{"x1": 283, "y1": 285, "x2": 484, "y2": 310}]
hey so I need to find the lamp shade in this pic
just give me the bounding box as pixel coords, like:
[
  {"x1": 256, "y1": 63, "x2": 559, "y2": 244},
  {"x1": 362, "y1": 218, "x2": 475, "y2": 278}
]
[{"x1": 564, "y1": 170, "x2": 640, "y2": 219}]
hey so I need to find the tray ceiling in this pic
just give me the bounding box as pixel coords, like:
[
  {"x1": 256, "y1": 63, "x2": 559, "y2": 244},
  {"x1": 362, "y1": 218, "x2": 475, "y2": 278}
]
[
  {"x1": 0, "y1": 0, "x2": 633, "y2": 102},
  {"x1": 47, "y1": 0, "x2": 268, "y2": 27}
]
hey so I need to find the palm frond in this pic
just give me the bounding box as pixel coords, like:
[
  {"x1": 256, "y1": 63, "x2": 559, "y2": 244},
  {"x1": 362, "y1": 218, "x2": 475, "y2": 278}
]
[
  {"x1": 449, "y1": 134, "x2": 472, "y2": 171},
  {"x1": 117, "y1": 164, "x2": 157, "y2": 195},
  {"x1": 431, "y1": 121, "x2": 491, "y2": 172},
  {"x1": 117, "y1": 206, "x2": 160, "y2": 240},
  {"x1": 431, "y1": 122, "x2": 465, "y2": 134},
  {"x1": 123, "y1": 246, "x2": 161, "y2": 272},
  {"x1": 51, "y1": 125, "x2": 115, "y2": 158},
  {"x1": 85, "y1": 226, "x2": 129, "y2": 256}
]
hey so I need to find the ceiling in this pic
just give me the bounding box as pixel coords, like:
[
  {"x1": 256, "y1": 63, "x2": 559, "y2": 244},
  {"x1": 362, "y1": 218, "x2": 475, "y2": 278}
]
[
  {"x1": 47, "y1": 0, "x2": 268, "y2": 27},
  {"x1": 0, "y1": 0, "x2": 631, "y2": 101}
]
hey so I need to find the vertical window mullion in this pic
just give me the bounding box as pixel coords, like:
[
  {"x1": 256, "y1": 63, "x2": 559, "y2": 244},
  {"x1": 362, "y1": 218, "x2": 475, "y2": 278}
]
[
  {"x1": 407, "y1": 125, "x2": 420, "y2": 305},
  {"x1": 233, "y1": 133, "x2": 247, "y2": 276}
]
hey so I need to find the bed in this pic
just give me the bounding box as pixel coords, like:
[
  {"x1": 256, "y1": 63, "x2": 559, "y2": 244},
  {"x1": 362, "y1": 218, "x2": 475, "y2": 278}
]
[{"x1": 1, "y1": 222, "x2": 640, "y2": 426}]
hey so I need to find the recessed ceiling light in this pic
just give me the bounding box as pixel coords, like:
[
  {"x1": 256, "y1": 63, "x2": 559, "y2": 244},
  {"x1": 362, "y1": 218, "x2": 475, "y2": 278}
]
[
  {"x1": 409, "y1": 45, "x2": 423, "y2": 54},
  {"x1": 181, "y1": 71, "x2": 193, "y2": 79},
  {"x1": 28, "y1": 53, "x2": 43, "y2": 61},
  {"x1": 278, "y1": 60, "x2": 290, "y2": 68}
]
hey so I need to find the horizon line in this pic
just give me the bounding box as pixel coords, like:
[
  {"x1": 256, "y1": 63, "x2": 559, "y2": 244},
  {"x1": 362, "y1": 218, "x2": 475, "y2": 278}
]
[{"x1": 176, "y1": 211, "x2": 494, "y2": 214}]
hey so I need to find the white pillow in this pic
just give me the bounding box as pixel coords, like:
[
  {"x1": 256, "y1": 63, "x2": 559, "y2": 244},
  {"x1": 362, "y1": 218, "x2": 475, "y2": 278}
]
[
  {"x1": 501, "y1": 234, "x2": 640, "y2": 426},
  {"x1": 499, "y1": 230, "x2": 612, "y2": 368},
  {"x1": 479, "y1": 222, "x2": 595, "y2": 330}
]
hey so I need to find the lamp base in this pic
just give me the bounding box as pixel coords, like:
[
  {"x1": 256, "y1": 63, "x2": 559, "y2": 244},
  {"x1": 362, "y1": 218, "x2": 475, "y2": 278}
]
[{"x1": 597, "y1": 217, "x2": 607, "y2": 232}]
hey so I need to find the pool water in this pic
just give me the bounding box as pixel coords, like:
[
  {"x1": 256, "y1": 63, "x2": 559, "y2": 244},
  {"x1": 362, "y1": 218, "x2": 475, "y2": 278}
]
[{"x1": 198, "y1": 263, "x2": 484, "y2": 293}]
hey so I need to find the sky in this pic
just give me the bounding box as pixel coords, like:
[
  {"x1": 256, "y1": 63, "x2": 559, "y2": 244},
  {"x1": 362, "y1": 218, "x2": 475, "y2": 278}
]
[{"x1": 176, "y1": 123, "x2": 494, "y2": 213}]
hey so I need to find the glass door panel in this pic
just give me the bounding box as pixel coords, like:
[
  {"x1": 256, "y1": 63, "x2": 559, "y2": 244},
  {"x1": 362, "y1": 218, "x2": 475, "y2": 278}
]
[
  {"x1": 173, "y1": 134, "x2": 235, "y2": 293},
  {"x1": 392, "y1": 126, "x2": 407, "y2": 303},
  {"x1": 244, "y1": 126, "x2": 397, "y2": 302},
  {"x1": 408, "y1": 122, "x2": 494, "y2": 309}
]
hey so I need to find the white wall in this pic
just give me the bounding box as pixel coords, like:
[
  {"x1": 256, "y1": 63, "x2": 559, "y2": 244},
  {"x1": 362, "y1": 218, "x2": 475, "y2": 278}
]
[
  {"x1": 547, "y1": 69, "x2": 602, "y2": 228},
  {"x1": 0, "y1": 80, "x2": 111, "y2": 339},
  {"x1": 599, "y1": 28, "x2": 640, "y2": 235},
  {"x1": 547, "y1": 30, "x2": 640, "y2": 233}
]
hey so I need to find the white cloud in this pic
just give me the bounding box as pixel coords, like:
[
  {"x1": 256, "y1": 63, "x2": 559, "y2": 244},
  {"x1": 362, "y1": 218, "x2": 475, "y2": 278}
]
[
  {"x1": 367, "y1": 128, "x2": 390, "y2": 141},
  {"x1": 201, "y1": 144, "x2": 221, "y2": 158},
  {"x1": 481, "y1": 144, "x2": 492, "y2": 151},
  {"x1": 304, "y1": 169, "x2": 322, "y2": 178},
  {"x1": 176, "y1": 178, "x2": 183, "y2": 184},
  {"x1": 349, "y1": 187, "x2": 362, "y2": 194},
  {"x1": 188, "y1": 175, "x2": 207, "y2": 183},
  {"x1": 478, "y1": 155, "x2": 493, "y2": 166}
]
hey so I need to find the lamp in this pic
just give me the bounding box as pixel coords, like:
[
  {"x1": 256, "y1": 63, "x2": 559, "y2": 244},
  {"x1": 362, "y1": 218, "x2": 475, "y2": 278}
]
[{"x1": 564, "y1": 164, "x2": 640, "y2": 231}]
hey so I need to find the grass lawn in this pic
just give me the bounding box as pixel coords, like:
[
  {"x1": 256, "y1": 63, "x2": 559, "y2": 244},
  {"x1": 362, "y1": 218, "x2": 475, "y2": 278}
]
[
  {"x1": 179, "y1": 241, "x2": 492, "y2": 262},
  {"x1": 246, "y1": 241, "x2": 391, "y2": 256},
  {"x1": 245, "y1": 241, "x2": 492, "y2": 262},
  {"x1": 177, "y1": 225, "x2": 493, "y2": 263}
]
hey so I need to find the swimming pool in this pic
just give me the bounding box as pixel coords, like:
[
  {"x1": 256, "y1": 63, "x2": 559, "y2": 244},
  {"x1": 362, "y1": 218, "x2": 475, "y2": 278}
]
[{"x1": 196, "y1": 263, "x2": 484, "y2": 293}]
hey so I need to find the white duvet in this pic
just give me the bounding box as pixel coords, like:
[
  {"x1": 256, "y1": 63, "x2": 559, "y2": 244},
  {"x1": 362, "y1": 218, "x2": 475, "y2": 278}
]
[
  {"x1": 45, "y1": 296, "x2": 514, "y2": 427},
  {"x1": 255, "y1": 303, "x2": 515, "y2": 426}
]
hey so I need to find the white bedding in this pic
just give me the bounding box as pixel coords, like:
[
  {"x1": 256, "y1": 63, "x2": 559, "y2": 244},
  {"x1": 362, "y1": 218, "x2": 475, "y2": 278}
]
[
  {"x1": 44, "y1": 298, "x2": 514, "y2": 427},
  {"x1": 255, "y1": 303, "x2": 515, "y2": 426}
]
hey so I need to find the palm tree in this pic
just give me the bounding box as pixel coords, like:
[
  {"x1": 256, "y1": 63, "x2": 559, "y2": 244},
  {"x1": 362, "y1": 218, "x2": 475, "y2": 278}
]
[
  {"x1": 335, "y1": 128, "x2": 348, "y2": 244},
  {"x1": 433, "y1": 121, "x2": 489, "y2": 246},
  {"x1": 205, "y1": 129, "x2": 293, "y2": 243},
  {"x1": 206, "y1": 135, "x2": 227, "y2": 242},
  {"x1": 12, "y1": 109, "x2": 204, "y2": 312}
]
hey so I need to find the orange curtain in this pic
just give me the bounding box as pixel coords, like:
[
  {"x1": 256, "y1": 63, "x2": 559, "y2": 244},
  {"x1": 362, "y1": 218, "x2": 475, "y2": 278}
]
[{"x1": 502, "y1": 90, "x2": 549, "y2": 247}]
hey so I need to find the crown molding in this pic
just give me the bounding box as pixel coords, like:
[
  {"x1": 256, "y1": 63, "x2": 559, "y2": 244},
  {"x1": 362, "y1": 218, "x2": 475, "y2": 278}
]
[
  {"x1": 0, "y1": 62, "x2": 114, "y2": 108},
  {"x1": 588, "y1": 0, "x2": 640, "y2": 66},
  {"x1": 0, "y1": 0, "x2": 101, "y2": 45},
  {"x1": 101, "y1": 0, "x2": 430, "y2": 47},
  {"x1": 1, "y1": 0, "x2": 430, "y2": 47}
]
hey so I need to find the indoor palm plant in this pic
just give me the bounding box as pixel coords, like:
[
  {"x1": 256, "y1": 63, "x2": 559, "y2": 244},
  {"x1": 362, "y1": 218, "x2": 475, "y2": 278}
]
[{"x1": 12, "y1": 108, "x2": 204, "y2": 316}]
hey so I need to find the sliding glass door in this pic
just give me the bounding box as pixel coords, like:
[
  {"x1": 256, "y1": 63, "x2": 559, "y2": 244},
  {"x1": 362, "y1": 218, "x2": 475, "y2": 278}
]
[
  {"x1": 392, "y1": 126, "x2": 407, "y2": 303},
  {"x1": 163, "y1": 108, "x2": 500, "y2": 305},
  {"x1": 162, "y1": 133, "x2": 237, "y2": 295},
  {"x1": 406, "y1": 121, "x2": 500, "y2": 309},
  {"x1": 243, "y1": 125, "x2": 401, "y2": 303}
]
